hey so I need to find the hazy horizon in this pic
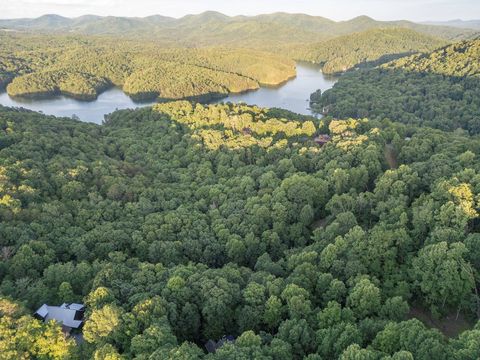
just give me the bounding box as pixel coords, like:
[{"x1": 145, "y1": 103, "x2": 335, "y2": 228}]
[
  {"x1": 1, "y1": 0, "x2": 479, "y2": 22},
  {"x1": 1, "y1": 11, "x2": 479, "y2": 23}
]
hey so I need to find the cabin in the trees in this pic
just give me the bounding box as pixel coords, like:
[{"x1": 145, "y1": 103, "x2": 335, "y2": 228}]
[
  {"x1": 205, "y1": 335, "x2": 235, "y2": 353},
  {"x1": 34, "y1": 303, "x2": 85, "y2": 334},
  {"x1": 242, "y1": 127, "x2": 253, "y2": 136},
  {"x1": 314, "y1": 134, "x2": 332, "y2": 146}
]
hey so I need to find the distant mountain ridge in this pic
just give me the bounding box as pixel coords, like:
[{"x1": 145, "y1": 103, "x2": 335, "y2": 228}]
[
  {"x1": 422, "y1": 19, "x2": 480, "y2": 30},
  {"x1": 0, "y1": 12, "x2": 477, "y2": 44}
]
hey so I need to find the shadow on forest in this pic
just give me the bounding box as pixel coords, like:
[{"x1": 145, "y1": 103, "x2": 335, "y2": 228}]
[
  {"x1": 408, "y1": 306, "x2": 473, "y2": 338},
  {"x1": 352, "y1": 51, "x2": 417, "y2": 71},
  {"x1": 318, "y1": 67, "x2": 480, "y2": 134}
]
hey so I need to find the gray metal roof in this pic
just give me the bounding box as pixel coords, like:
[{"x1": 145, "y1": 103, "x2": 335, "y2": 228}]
[
  {"x1": 35, "y1": 304, "x2": 49, "y2": 318},
  {"x1": 35, "y1": 303, "x2": 85, "y2": 329},
  {"x1": 62, "y1": 303, "x2": 84, "y2": 311}
]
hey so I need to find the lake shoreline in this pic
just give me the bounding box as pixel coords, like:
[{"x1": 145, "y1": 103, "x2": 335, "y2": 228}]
[
  {"x1": 1, "y1": 73, "x2": 292, "y2": 105},
  {"x1": 0, "y1": 63, "x2": 337, "y2": 123},
  {"x1": 214, "y1": 63, "x2": 338, "y2": 117}
]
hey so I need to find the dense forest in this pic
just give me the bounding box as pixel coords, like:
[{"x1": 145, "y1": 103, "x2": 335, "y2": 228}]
[
  {"x1": 0, "y1": 27, "x2": 448, "y2": 102},
  {"x1": 281, "y1": 28, "x2": 446, "y2": 74},
  {"x1": 313, "y1": 40, "x2": 480, "y2": 133},
  {"x1": 0, "y1": 26, "x2": 459, "y2": 102},
  {"x1": 1, "y1": 9, "x2": 480, "y2": 360},
  {"x1": 0, "y1": 98, "x2": 480, "y2": 358},
  {"x1": 0, "y1": 34, "x2": 295, "y2": 101}
]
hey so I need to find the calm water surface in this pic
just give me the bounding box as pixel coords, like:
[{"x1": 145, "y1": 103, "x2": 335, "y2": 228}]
[
  {"x1": 217, "y1": 62, "x2": 337, "y2": 116},
  {"x1": 0, "y1": 63, "x2": 337, "y2": 124},
  {"x1": 0, "y1": 88, "x2": 156, "y2": 124}
]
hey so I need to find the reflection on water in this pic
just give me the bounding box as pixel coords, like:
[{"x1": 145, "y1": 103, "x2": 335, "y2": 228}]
[
  {"x1": 216, "y1": 62, "x2": 337, "y2": 116},
  {"x1": 0, "y1": 88, "x2": 156, "y2": 124},
  {"x1": 0, "y1": 63, "x2": 337, "y2": 124}
]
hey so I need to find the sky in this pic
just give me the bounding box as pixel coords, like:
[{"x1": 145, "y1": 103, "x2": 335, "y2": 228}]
[{"x1": 0, "y1": 0, "x2": 479, "y2": 21}]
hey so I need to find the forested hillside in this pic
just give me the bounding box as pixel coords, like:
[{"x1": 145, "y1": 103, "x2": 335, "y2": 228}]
[
  {"x1": 281, "y1": 28, "x2": 446, "y2": 74},
  {"x1": 383, "y1": 40, "x2": 480, "y2": 77},
  {"x1": 0, "y1": 12, "x2": 474, "y2": 106},
  {"x1": 1, "y1": 8, "x2": 480, "y2": 360},
  {"x1": 314, "y1": 40, "x2": 480, "y2": 133},
  {"x1": 1, "y1": 101, "x2": 479, "y2": 359},
  {"x1": 0, "y1": 27, "x2": 456, "y2": 103},
  {"x1": 0, "y1": 34, "x2": 295, "y2": 101}
]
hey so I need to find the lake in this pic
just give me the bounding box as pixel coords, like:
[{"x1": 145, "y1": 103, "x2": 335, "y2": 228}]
[
  {"x1": 0, "y1": 63, "x2": 337, "y2": 124},
  {"x1": 0, "y1": 88, "x2": 156, "y2": 124},
  {"x1": 216, "y1": 62, "x2": 337, "y2": 115}
]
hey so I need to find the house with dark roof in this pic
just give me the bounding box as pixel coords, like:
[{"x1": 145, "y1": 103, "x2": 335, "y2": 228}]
[
  {"x1": 205, "y1": 335, "x2": 235, "y2": 353},
  {"x1": 205, "y1": 339, "x2": 217, "y2": 354},
  {"x1": 314, "y1": 134, "x2": 332, "y2": 146},
  {"x1": 34, "y1": 303, "x2": 85, "y2": 334}
]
